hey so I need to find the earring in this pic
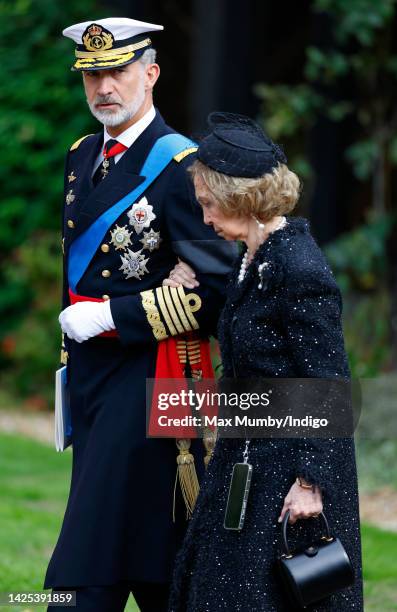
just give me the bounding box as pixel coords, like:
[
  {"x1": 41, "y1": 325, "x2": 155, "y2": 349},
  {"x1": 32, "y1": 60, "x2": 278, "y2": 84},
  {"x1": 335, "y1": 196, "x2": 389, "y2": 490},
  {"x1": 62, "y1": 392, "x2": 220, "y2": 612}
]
[{"x1": 252, "y1": 215, "x2": 265, "y2": 231}]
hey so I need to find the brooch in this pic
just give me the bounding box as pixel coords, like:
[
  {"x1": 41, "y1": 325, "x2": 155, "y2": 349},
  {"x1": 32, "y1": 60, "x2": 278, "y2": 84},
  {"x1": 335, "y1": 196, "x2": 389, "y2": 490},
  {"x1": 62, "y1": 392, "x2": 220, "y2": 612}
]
[
  {"x1": 257, "y1": 255, "x2": 286, "y2": 291},
  {"x1": 258, "y1": 262, "x2": 270, "y2": 290}
]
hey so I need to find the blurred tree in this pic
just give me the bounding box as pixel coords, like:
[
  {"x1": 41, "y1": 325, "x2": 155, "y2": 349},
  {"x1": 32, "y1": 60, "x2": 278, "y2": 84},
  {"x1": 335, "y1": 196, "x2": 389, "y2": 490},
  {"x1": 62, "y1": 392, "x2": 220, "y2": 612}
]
[
  {"x1": 324, "y1": 214, "x2": 394, "y2": 375},
  {"x1": 0, "y1": 0, "x2": 395, "y2": 402},
  {"x1": 255, "y1": 0, "x2": 397, "y2": 373},
  {"x1": 0, "y1": 0, "x2": 107, "y2": 401},
  {"x1": 256, "y1": 0, "x2": 397, "y2": 231}
]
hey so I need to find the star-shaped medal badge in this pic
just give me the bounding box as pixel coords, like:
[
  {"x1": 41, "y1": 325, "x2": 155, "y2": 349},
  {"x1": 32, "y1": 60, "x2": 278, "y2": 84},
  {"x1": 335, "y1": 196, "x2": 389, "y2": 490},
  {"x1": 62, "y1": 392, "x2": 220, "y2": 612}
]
[
  {"x1": 127, "y1": 197, "x2": 156, "y2": 234},
  {"x1": 110, "y1": 225, "x2": 132, "y2": 251},
  {"x1": 119, "y1": 249, "x2": 149, "y2": 280},
  {"x1": 140, "y1": 228, "x2": 161, "y2": 252}
]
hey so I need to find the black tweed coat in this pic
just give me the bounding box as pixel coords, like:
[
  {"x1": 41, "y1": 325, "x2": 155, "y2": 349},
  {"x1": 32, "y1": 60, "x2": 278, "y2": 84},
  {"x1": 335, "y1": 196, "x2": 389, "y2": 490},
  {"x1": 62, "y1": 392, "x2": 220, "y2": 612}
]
[{"x1": 169, "y1": 217, "x2": 364, "y2": 611}]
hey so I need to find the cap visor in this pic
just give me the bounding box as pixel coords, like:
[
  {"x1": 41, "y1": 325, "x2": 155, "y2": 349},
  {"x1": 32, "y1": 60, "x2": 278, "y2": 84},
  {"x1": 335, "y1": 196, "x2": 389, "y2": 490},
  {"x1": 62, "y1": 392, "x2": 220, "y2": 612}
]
[{"x1": 72, "y1": 50, "x2": 137, "y2": 71}]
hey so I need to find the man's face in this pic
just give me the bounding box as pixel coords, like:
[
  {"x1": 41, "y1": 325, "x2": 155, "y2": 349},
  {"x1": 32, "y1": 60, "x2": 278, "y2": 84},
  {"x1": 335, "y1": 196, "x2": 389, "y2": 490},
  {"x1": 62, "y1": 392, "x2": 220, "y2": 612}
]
[{"x1": 82, "y1": 61, "x2": 147, "y2": 127}]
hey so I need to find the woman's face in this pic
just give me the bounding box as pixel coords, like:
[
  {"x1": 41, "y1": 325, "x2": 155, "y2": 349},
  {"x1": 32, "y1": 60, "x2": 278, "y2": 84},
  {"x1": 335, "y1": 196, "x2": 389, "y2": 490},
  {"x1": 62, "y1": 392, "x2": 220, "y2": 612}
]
[{"x1": 193, "y1": 174, "x2": 245, "y2": 241}]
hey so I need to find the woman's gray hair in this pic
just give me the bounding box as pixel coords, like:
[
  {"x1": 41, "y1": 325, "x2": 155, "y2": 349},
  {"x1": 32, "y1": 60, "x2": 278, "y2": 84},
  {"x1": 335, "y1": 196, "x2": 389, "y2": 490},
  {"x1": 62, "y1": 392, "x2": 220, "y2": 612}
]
[
  {"x1": 139, "y1": 48, "x2": 157, "y2": 67},
  {"x1": 188, "y1": 159, "x2": 301, "y2": 221}
]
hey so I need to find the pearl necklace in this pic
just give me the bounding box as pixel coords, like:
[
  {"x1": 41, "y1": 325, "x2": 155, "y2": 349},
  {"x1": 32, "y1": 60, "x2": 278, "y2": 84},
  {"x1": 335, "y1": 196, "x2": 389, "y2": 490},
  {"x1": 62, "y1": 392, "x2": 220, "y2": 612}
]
[
  {"x1": 237, "y1": 249, "x2": 251, "y2": 283},
  {"x1": 237, "y1": 216, "x2": 287, "y2": 284}
]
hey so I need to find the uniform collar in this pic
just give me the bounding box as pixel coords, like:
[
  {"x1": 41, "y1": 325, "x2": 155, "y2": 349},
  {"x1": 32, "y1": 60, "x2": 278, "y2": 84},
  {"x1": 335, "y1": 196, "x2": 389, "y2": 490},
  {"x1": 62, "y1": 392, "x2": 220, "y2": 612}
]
[
  {"x1": 103, "y1": 105, "x2": 156, "y2": 149},
  {"x1": 65, "y1": 109, "x2": 171, "y2": 246}
]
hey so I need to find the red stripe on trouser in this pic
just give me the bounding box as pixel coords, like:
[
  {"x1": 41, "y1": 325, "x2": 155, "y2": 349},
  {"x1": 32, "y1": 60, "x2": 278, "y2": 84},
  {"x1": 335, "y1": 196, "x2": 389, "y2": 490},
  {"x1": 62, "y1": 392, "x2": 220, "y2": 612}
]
[{"x1": 68, "y1": 289, "x2": 118, "y2": 337}]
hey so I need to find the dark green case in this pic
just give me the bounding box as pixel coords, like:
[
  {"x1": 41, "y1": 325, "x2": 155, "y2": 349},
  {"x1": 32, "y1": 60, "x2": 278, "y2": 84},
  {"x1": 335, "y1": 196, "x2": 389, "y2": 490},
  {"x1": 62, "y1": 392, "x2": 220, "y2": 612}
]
[{"x1": 224, "y1": 462, "x2": 253, "y2": 530}]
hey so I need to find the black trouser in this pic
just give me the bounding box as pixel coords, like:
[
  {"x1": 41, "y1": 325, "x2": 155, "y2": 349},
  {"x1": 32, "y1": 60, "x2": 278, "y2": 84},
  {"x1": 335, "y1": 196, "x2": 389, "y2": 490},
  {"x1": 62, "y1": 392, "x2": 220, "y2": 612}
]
[{"x1": 47, "y1": 581, "x2": 170, "y2": 612}]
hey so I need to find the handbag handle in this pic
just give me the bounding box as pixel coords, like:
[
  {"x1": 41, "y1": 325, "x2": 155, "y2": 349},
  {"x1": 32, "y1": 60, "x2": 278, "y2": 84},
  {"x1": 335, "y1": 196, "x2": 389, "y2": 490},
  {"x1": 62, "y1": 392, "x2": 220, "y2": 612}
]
[{"x1": 281, "y1": 510, "x2": 333, "y2": 557}]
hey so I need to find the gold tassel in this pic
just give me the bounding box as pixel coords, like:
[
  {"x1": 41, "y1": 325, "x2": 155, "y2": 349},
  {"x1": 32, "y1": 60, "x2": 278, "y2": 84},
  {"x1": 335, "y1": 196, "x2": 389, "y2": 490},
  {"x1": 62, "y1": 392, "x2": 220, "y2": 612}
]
[
  {"x1": 172, "y1": 336, "x2": 210, "y2": 520},
  {"x1": 173, "y1": 438, "x2": 200, "y2": 520},
  {"x1": 60, "y1": 333, "x2": 68, "y2": 365},
  {"x1": 203, "y1": 426, "x2": 217, "y2": 468}
]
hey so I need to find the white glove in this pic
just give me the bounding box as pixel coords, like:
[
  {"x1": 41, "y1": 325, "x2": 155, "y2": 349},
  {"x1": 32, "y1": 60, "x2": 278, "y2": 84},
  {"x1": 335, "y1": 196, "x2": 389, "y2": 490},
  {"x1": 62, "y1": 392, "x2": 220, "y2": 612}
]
[{"x1": 59, "y1": 300, "x2": 115, "y2": 343}]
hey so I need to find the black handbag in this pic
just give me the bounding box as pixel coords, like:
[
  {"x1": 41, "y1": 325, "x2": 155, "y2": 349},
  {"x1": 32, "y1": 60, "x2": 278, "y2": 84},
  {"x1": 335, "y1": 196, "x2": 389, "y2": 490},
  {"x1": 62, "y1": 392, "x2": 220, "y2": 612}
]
[{"x1": 276, "y1": 510, "x2": 355, "y2": 609}]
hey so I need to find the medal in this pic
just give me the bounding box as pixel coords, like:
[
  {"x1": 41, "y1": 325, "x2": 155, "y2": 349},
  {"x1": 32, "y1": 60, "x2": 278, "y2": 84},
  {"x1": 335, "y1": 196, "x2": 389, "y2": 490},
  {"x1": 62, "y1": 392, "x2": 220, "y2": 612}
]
[
  {"x1": 119, "y1": 248, "x2": 149, "y2": 280},
  {"x1": 140, "y1": 228, "x2": 161, "y2": 252},
  {"x1": 110, "y1": 225, "x2": 132, "y2": 251},
  {"x1": 68, "y1": 171, "x2": 77, "y2": 183},
  {"x1": 127, "y1": 197, "x2": 156, "y2": 234},
  {"x1": 101, "y1": 158, "x2": 110, "y2": 179},
  {"x1": 65, "y1": 189, "x2": 75, "y2": 205}
]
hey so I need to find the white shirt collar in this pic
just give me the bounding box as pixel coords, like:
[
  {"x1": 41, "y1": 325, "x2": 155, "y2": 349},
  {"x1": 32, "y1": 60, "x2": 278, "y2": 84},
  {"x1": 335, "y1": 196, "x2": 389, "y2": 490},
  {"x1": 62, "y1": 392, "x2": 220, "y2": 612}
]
[{"x1": 103, "y1": 105, "x2": 156, "y2": 149}]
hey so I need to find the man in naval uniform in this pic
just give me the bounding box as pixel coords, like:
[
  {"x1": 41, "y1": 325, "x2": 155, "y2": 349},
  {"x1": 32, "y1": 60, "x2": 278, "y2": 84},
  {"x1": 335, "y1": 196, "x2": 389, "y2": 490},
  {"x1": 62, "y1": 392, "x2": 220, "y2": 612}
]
[{"x1": 43, "y1": 17, "x2": 236, "y2": 612}]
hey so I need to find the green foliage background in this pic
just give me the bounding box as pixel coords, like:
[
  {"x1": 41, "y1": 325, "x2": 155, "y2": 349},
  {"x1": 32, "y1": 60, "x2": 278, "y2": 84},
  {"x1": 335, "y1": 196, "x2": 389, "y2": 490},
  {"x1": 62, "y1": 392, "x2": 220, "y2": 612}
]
[
  {"x1": 256, "y1": 0, "x2": 396, "y2": 377},
  {"x1": 0, "y1": 0, "x2": 106, "y2": 403},
  {"x1": 0, "y1": 0, "x2": 395, "y2": 405}
]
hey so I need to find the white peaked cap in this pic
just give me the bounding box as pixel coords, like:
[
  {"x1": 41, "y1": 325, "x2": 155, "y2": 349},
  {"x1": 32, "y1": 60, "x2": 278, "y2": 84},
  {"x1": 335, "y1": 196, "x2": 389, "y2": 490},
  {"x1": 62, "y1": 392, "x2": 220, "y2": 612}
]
[
  {"x1": 62, "y1": 17, "x2": 164, "y2": 44},
  {"x1": 62, "y1": 17, "x2": 164, "y2": 71}
]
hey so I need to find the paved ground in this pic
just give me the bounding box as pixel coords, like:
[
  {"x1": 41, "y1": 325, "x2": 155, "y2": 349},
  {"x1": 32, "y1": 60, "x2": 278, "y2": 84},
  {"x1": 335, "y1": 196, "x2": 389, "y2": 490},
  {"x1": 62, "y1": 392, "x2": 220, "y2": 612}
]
[
  {"x1": 0, "y1": 408, "x2": 396, "y2": 532},
  {"x1": 0, "y1": 408, "x2": 54, "y2": 447}
]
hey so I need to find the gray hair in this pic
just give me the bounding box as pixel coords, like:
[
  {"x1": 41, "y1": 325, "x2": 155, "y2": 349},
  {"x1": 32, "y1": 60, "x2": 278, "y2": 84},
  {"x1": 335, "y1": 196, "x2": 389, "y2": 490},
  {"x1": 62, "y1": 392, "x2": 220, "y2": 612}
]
[{"x1": 139, "y1": 48, "x2": 157, "y2": 67}]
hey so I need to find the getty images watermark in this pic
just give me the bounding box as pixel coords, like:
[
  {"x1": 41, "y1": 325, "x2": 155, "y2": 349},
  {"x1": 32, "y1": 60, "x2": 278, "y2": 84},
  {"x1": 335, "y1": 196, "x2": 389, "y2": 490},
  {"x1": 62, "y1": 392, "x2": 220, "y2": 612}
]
[
  {"x1": 146, "y1": 378, "x2": 361, "y2": 439},
  {"x1": 155, "y1": 389, "x2": 329, "y2": 430}
]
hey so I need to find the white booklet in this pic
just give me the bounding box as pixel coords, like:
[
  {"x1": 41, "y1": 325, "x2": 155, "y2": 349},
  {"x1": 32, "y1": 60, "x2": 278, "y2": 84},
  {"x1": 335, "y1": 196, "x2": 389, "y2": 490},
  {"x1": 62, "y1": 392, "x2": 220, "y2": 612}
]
[{"x1": 55, "y1": 366, "x2": 72, "y2": 452}]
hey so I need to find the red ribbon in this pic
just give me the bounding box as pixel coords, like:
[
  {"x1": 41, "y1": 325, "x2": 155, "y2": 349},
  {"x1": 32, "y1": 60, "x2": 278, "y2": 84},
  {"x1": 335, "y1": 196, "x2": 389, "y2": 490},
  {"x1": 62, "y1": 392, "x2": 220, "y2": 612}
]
[
  {"x1": 67, "y1": 290, "x2": 217, "y2": 439},
  {"x1": 148, "y1": 334, "x2": 216, "y2": 438},
  {"x1": 103, "y1": 141, "x2": 128, "y2": 159}
]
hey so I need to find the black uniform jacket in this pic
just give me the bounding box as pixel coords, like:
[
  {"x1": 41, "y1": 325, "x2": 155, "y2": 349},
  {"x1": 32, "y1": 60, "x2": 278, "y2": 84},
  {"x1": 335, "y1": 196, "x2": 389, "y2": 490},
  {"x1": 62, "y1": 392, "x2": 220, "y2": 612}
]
[{"x1": 44, "y1": 110, "x2": 237, "y2": 589}]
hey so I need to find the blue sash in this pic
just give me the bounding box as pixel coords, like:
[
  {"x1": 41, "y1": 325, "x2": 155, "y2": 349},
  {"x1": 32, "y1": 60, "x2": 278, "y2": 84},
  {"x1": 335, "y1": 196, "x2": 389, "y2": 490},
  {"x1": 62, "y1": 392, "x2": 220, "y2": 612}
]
[{"x1": 68, "y1": 133, "x2": 196, "y2": 293}]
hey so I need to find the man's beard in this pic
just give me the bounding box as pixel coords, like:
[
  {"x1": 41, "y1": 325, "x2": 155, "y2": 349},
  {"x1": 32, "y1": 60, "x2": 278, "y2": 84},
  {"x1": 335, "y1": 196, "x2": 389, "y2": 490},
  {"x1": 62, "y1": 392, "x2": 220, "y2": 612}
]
[{"x1": 88, "y1": 85, "x2": 146, "y2": 128}]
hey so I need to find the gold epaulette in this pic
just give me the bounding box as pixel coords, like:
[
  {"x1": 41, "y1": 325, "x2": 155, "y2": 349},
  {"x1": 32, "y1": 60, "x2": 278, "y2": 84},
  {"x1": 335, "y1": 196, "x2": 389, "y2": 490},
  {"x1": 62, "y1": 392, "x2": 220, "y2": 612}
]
[
  {"x1": 70, "y1": 134, "x2": 94, "y2": 151},
  {"x1": 173, "y1": 147, "x2": 198, "y2": 163}
]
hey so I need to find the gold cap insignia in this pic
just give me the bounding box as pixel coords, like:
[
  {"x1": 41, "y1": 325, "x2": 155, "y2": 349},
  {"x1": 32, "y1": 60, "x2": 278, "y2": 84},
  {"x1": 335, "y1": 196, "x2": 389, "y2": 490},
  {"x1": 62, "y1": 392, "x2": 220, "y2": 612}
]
[{"x1": 82, "y1": 23, "x2": 114, "y2": 52}]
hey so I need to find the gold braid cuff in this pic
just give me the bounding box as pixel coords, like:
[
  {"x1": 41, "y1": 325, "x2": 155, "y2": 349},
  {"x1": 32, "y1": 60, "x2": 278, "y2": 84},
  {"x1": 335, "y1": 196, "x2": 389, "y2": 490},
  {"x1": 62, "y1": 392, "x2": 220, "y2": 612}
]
[
  {"x1": 141, "y1": 289, "x2": 168, "y2": 341},
  {"x1": 154, "y1": 286, "x2": 202, "y2": 336},
  {"x1": 177, "y1": 286, "x2": 201, "y2": 330},
  {"x1": 169, "y1": 287, "x2": 193, "y2": 332},
  {"x1": 162, "y1": 286, "x2": 185, "y2": 335},
  {"x1": 156, "y1": 287, "x2": 178, "y2": 336}
]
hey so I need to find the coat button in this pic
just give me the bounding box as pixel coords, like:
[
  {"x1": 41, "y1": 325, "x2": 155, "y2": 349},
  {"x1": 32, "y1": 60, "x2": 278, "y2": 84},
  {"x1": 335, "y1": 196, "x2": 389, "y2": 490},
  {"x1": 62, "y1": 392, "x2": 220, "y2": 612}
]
[
  {"x1": 102, "y1": 295, "x2": 110, "y2": 301},
  {"x1": 67, "y1": 220, "x2": 75, "y2": 228},
  {"x1": 102, "y1": 270, "x2": 111, "y2": 278},
  {"x1": 101, "y1": 244, "x2": 110, "y2": 253}
]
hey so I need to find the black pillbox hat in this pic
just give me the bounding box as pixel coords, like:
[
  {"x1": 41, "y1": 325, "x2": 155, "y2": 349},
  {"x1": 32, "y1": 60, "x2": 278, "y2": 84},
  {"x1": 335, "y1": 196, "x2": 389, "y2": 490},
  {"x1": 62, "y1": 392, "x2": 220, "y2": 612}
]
[{"x1": 197, "y1": 112, "x2": 287, "y2": 178}]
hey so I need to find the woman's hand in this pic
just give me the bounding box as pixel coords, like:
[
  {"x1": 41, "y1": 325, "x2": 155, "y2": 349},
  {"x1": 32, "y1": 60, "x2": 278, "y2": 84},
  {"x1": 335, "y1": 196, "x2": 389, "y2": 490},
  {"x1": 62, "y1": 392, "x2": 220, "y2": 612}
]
[
  {"x1": 278, "y1": 480, "x2": 323, "y2": 525},
  {"x1": 162, "y1": 259, "x2": 200, "y2": 289}
]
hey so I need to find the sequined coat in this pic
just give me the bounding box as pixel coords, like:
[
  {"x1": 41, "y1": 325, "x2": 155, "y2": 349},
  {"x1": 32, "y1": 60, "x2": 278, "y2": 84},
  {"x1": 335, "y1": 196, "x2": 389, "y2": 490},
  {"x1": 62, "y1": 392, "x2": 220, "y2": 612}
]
[{"x1": 169, "y1": 218, "x2": 363, "y2": 611}]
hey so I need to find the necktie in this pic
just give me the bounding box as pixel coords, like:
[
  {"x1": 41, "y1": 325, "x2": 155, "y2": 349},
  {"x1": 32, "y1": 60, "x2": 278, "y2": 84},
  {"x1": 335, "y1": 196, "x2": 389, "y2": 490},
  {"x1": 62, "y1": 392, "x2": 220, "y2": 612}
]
[{"x1": 93, "y1": 139, "x2": 128, "y2": 186}]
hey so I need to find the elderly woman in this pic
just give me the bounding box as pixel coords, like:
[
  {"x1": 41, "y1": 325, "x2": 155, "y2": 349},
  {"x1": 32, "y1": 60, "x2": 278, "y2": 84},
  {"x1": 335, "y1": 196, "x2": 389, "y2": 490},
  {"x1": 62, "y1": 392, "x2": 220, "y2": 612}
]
[{"x1": 165, "y1": 113, "x2": 363, "y2": 611}]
